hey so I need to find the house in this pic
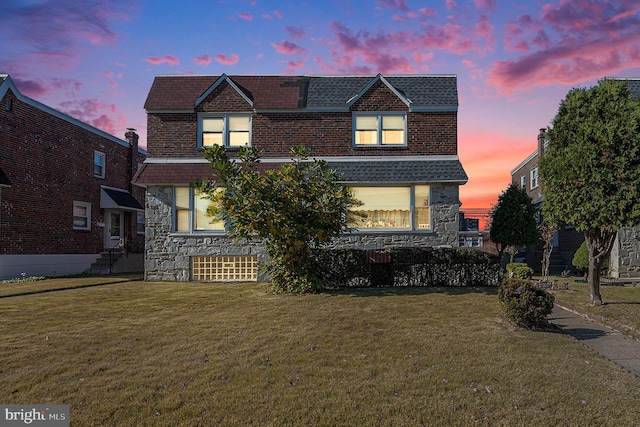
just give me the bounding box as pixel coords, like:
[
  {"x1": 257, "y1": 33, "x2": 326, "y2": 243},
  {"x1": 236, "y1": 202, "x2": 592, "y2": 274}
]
[
  {"x1": 0, "y1": 74, "x2": 146, "y2": 280},
  {"x1": 512, "y1": 77, "x2": 640, "y2": 278},
  {"x1": 510, "y1": 129, "x2": 584, "y2": 273},
  {"x1": 134, "y1": 74, "x2": 468, "y2": 282}
]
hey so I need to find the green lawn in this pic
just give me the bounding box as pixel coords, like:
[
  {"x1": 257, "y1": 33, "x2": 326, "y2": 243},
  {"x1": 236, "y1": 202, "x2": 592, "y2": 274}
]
[
  {"x1": 550, "y1": 276, "x2": 640, "y2": 335},
  {"x1": 1, "y1": 280, "x2": 639, "y2": 426}
]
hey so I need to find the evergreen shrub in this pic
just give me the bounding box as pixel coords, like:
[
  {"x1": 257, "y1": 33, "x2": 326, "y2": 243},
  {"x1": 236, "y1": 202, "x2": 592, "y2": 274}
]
[
  {"x1": 506, "y1": 263, "x2": 534, "y2": 279},
  {"x1": 311, "y1": 247, "x2": 501, "y2": 289},
  {"x1": 498, "y1": 278, "x2": 555, "y2": 329}
]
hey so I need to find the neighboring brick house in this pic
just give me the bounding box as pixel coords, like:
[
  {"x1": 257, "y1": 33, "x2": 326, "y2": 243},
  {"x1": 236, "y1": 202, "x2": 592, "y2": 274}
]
[
  {"x1": 134, "y1": 74, "x2": 468, "y2": 282},
  {"x1": 510, "y1": 129, "x2": 583, "y2": 273},
  {"x1": 512, "y1": 78, "x2": 640, "y2": 278},
  {"x1": 0, "y1": 74, "x2": 146, "y2": 280}
]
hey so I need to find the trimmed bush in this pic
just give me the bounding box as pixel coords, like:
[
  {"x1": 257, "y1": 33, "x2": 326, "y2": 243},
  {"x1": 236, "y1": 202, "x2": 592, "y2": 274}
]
[
  {"x1": 506, "y1": 263, "x2": 533, "y2": 279},
  {"x1": 498, "y1": 278, "x2": 555, "y2": 329},
  {"x1": 311, "y1": 247, "x2": 501, "y2": 288}
]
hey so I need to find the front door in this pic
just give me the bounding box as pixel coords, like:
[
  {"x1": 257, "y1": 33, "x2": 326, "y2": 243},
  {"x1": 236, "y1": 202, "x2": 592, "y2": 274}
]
[{"x1": 105, "y1": 210, "x2": 123, "y2": 249}]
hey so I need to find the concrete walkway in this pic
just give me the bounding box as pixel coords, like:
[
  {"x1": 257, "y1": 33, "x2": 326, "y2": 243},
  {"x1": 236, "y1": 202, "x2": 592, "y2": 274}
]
[{"x1": 549, "y1": 305, "x2": 640, "y2": 378}]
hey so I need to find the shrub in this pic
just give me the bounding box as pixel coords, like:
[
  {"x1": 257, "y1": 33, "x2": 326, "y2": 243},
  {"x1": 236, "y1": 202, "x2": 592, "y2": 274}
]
[
  {"x1": 572, "y1": 242, "x2": 609, "y2": 279},
  {"x1": 311, "y1": 247, "x2": 501, "y2": 288},
  {"x1": 506, "y1": 263, "x2": 533, "y2": 279},
  {"x1": 498, "y1": 278, "x2": 555, "y2": 329}
]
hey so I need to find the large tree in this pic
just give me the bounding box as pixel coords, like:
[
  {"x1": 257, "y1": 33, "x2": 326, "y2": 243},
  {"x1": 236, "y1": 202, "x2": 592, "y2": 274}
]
[
  {"x1": 194, "y1": 145, "x2": 361, "y2": 293},
  {"x1": 540, "y1": 79, "x2": 640, "y2": 305},
  {"x1": 489, "y1": 184, "x2": 539, "y2": 264}
]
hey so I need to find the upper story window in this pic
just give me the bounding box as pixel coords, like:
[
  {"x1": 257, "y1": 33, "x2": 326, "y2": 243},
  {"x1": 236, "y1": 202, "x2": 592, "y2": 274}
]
[
  {"x1": 73, "y1": 201, "x2": 91, "y2": 231},
  {"x1": 354, "y1": 113, "x2": 406, "y2": 146},
  {"x1": 530, "y1": 167, "x2": 539, "y2": 189},
  {"x1": 347, "y1": 185, "x2": 430, "y2": 231},
  {"x1": 174, "y1": 187, "x2": 225, "y2": 233},
  {"x1": 94, "y1": 151, "x2": 105, "y2": 178},
  {"x1": 520, "y1": 175, "x2": 527, "y2": 190},
  {"x1": 199, "y1": 115, "x2": 251, "y2": 148}
]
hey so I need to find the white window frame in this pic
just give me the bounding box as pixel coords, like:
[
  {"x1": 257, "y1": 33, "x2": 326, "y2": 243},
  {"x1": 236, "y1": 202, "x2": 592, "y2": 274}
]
[
  {"x1": 73, "y1": 201, "x2": 91, "y2": 231},
  {"x1": 173, "y1": 187, "x2": 225, "y2": 233},
  {"x1": 353, "y1": 113, "x2": 406, "y2": 146},
  {"x1": 198, "y1": 114, "x2": 252, "y2": 148},
  {"x1": 348, "y1": 185, "x2": 431, "y2": 231},
  {"x1": 530, "y1": 167, "x2": 539, "y2": 189},
  {"x1": 94, "y1": 151, "x2": 105, "y2": 178},
  {"x1": 520, "y1": 175, "x2": 527, "y2": 190}
]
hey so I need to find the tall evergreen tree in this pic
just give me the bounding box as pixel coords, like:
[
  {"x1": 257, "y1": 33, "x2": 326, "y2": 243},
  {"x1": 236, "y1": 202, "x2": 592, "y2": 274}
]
[
  {"x1": 540, "y1": 79, "x2": 640, "y2": 305},
  {"x1": 489, "y1": 184, "x2": 539, "y2": 264}
]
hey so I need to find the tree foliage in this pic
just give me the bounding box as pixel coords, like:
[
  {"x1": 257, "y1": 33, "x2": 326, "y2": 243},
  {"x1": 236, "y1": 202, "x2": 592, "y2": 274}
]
[
  {"x1": 540, "y1": 79, "x2": 640, "y2": 304},
  {"x1": 194, "y1": 145, "x2": 362, "y2": 293},
  {"x1": 489, "y1": 184, "x2": 539, "y2": 263}
]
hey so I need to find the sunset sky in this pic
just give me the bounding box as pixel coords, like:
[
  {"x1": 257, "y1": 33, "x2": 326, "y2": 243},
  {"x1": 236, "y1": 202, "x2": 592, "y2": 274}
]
[{"x1": 2, "y1": 0, "x2": 640, "y2": 218}]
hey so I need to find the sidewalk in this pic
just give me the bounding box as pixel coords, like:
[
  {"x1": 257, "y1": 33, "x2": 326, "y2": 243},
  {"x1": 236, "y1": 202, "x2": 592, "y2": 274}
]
[{"x1": 549, "y1": 304, "x2": 640, "y2": 378}]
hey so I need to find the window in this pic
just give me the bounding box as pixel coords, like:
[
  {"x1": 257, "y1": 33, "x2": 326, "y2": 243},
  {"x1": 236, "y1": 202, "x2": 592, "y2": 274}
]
[
  {"x1": 174, "y1": 187, "x2": 225, "y2": 232},
  {"x1": 94, "y1": 151, "x2": 105, "y2": 178},
  {"x1": 354, "y1": 114, "x2": 406, "y2": 146},
  {"x1": 530, "y1": 167, "x2": 539, "y2": 189},
  {"x1": 348, "y1": 185, "x2": 430, "y2": 230},
  {"x1": 136, "y1": 212, "x2": 145, "y2": 234},
  {"x1": 200, "y1": 115, "x2": 251, "y2": 147},
  {"x1": 73, "y1": 201, "x2": 91, "y2": 230},
  {"x1": 520, "y1": 175, "x2": 527, "y2": 190}
]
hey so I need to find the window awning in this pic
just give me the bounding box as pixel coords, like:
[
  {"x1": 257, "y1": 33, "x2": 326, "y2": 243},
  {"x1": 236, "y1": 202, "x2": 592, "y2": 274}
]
[{"x1": 100, "y1": 186, "x2": 143, "y2": 211}]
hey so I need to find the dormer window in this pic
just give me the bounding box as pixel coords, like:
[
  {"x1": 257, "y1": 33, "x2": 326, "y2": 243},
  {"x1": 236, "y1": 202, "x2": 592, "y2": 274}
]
[
  {"x1": 199, "y1": 115, "x2": 251, "y2": 148},
  {"x1": 354, "y1": 113, "x2": 406, "y2": 146}
]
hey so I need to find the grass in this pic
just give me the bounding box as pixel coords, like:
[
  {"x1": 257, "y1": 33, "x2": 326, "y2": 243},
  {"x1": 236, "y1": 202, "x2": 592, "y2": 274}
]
[
  {"x1": 0, "y1": 274, "x2": 142, "y2": 298},
  {"x1": 548, "y1": 276, "x2": 640, "y2": 335},
  {"x1": 1, "y1": 280, "x2": 640, "y2": 426}
]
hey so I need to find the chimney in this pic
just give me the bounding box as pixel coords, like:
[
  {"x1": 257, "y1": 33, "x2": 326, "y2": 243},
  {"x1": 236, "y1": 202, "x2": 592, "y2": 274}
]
[
  {"x1": 125, "y1": 128, "x2": 139, "y2": 191},
  {"x1": 538, "y1": 128, "x2": 546, "y2": 158}
]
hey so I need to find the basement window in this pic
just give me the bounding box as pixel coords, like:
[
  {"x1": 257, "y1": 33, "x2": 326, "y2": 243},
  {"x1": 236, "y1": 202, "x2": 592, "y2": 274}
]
[{"x1": 192, "y1": 256, "x2": 258, "y2": 281}]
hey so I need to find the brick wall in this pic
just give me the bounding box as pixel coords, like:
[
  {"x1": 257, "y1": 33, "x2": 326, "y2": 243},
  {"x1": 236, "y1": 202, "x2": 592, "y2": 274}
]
[
  {"x1": 0, "y1": 88, "x2": 145, "y2": 255},
  {"x1": 147, "y1": 79, "x2": 457, "y2": 158}
]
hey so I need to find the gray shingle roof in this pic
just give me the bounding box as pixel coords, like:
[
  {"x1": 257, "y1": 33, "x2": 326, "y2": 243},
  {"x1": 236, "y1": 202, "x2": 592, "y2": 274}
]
[
  {"x1": 328, "y1": 159, "x2": 468, "y2": 184},
  {"x1": 145, "y1": 74, "x2": 458, "y2": 111}
]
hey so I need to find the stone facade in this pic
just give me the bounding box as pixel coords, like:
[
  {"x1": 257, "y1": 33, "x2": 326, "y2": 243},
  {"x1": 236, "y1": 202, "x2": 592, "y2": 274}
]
[
  {"x1": 610, "y1": 226, "x2": 640, "y2": 279},
  {"x1": 144, "y1": 183, "x2": 460, "y2": 282}
]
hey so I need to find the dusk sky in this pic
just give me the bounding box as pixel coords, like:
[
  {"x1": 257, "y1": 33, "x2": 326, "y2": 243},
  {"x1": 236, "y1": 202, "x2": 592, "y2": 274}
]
[{"x1": 2, "y1": 0, "x2": 640, "y2": 218}]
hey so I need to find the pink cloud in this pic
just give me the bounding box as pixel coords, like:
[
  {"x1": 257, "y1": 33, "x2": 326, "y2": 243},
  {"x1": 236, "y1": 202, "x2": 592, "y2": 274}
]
[
  {"x1": 215, "y1": 53, "x2": 239, "y2": 65},
  {"x1": 146, "y1": 55, "x2": 180, "y2": 66},
  {"x1": 418, "y1": 8, "x2": 436, "y2": 16},
  {"x1": 489, "y1": 0, "x2": 640, "y2": 92},
  {"x1": 13, "y1": 78, "x2": 48, "y2": 98},
  {"x1": 413, "y1": 51, "x2": 434, "y2": 64},
  {"x1": 271, "y1": 40, "x2": 306, "y2": 55},
  {"x1": 445, "y1": 0, "x2": 457, "y2": 10},
  {"x1": 462, "y1": 59, "x2": 476, "y2": 68},
  {"x1": 0, "y1": 1, "x2": 131, "y2": 71},
  {"x1": 472, "y1": 0, "x2": 495, "y2": 12},
  {"x1": 285, "y1": 59, "x2": 306, "y2": 73},
  {"x1": 273, "y1": 10, "x2": 283, "y2": 19},
  {"x1": 194, "y1": 55, "x2": 211, "y2": 66},
  {"x1": 57, "y1": 98, "x2": 120, "y2": 135},
  {"x1": 238, "y1": 12, "x2": 253, "y2": 21},
  {"x1": 285, "y1": 26, "x2": 305, "y2": 40}
]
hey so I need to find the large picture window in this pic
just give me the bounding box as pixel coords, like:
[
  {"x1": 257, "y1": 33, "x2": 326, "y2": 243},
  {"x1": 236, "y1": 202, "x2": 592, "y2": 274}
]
[
  {"x1": 200, "y1": 115, "x2": 251, "y2": 148},
  {"x1": 348, "y1": 185, "x2": 430, "y2": 230},
  {"x1": 174, "y1": 187, "x2": 225, "y2": 232},
  {"x1": 354, "y1": 114, "x2": 406, "y2": 146}
]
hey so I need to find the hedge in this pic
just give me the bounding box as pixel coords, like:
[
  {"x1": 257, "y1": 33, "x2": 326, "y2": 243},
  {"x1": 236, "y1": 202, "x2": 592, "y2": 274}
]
[{"x1": 311, "y1": 247, "x2": 501, "y2": 289}]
